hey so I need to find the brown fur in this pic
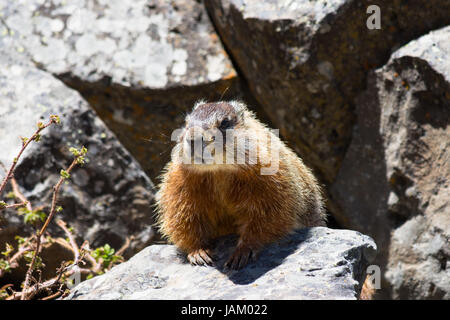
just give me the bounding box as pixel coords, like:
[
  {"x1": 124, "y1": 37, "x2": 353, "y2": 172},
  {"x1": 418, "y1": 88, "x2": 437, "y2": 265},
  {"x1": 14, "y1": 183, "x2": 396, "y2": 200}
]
[
  {"x1": 359, "y1": 276, "x2": 376, "y2": 300},
  {"x1": 155, "y1": 101, "x2": 326, "y2": 269}
]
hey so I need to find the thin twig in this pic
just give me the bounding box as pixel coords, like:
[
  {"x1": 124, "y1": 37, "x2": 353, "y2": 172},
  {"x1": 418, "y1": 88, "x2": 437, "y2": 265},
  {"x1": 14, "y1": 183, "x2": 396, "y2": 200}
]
[
  {"x1": 0, "y1": 238, "x2": 32, "y2": 278},
  {"x1": 0, "y1": 283, "x2": 13, "y2": 292},
  {"x1": 0, "y1": 118, "x2": 56, "y2": 196},
  {"x1": 116, "y1": 236, "x2": 134, "y2": 257},
  {"x1": 0, "y1": 174, "x2": 32, "y2": 212},
  {"x1": 56, "y1": 220, "x2": 80, "y2": 263},
  {"x1": 9, "y1": 264, "x2": 92, "y2": 300},
  {"x1": 10, "y1": 268, "x2": 63, "y2": 300},
  {"x1": 2, "y1": 201, "x2": 28, "y2": 210},
  {"x1": 40, "y1": 160, "x2": 78, "y2": 236},
  {"x1": 21, "y1": 157, "x2": 80, "y2": 300},
  {"x1": 82, "y1": 242, "x2": 102, "y2": 273},
  {"x1": 10, "y1": 177, "x2": 33, "y2": 212},
  {"x1": 9, "y1": 245, "x2": 32, "y2": 266},
  {"x1": 41, "y1": 291, "x2": 62, "y2": 300}
]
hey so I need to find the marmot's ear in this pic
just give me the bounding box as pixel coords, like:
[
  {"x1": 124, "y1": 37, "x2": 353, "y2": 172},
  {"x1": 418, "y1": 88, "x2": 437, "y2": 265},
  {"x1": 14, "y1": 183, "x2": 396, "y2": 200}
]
[
  {"x1": 229, "y1": 100, "x2": 247, "y2": 121},
  {"x1": 192, "y1": 99, "x2": 207, "y2": 111}
]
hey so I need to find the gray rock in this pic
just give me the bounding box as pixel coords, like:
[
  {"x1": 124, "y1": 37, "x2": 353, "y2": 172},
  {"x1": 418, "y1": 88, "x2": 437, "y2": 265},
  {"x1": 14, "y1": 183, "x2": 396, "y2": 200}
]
[
  {"x1": 66, "y1": 227, "x2": 376, "y2": 300},
  {"x1": 205, "y1": 0, "x2": 450, "y2": 186},
  {"x1": 0, "y1": 0, "x2": 234, "y2": 88},
  {"x1": 331, "y1": 26, "x2": 450, "y2": 299},
  {"x1": 386, "y1": 213, "x2": 450, "y2": 299},
  {"x1": 0, "y1": 47, "x2": 155, "y2": 260},
  {"x1": 0, "y1": 0, "x2": 255, "y2": 180}
]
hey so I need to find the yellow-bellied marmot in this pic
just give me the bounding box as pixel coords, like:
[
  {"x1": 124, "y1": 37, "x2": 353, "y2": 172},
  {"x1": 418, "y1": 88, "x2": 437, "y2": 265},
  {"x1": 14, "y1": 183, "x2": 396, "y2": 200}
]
[{"x1": 155, "y1": 101, "x2": 326, "y2": 269}]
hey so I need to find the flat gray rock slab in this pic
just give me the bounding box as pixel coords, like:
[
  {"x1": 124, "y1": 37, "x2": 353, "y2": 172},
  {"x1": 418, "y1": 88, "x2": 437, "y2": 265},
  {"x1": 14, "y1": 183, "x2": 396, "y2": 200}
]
[{"x1": 66, "y1": 227, "x2": 376, "y2": 300}]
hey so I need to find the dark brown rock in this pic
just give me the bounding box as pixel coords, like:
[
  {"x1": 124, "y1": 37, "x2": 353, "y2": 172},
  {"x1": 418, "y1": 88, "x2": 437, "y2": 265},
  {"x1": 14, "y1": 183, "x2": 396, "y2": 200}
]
[{"x1": 205, "y1": 0, "x2": 450, "y2": 190}]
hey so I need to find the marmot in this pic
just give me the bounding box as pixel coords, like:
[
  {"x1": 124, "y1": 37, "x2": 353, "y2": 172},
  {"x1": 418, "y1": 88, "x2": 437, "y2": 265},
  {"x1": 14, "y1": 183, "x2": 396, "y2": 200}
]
[{"x1": 155, "y1": 101, "x2": 326, "y2": 269}]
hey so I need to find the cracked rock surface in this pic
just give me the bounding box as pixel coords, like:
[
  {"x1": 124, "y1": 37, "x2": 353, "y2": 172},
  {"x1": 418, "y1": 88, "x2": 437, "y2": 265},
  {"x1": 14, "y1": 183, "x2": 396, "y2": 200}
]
[
  {"x1": 332, "y1": 26, "x2": 450, "y2": 299},
  {"x1": 0, "y1": 0, "x2": 235, "y2": 88},
  {"x1": 66, "y1": 227, "x2": 376, "y2": 300},
  {"x1": 0, "y1": 47, "x2": 156, "y2": 265},
  {"x1": 206, "y1": 0, "x2": 450, "y2": 186},
  {"x1": 0, "y1": 0, "x2": 252, "y2": 180}
]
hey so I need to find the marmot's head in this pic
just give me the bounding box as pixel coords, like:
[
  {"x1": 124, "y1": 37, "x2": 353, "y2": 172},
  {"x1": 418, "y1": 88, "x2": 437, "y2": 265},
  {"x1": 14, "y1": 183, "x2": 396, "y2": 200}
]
[{"x1": 171, "y1": 100, "x2": 256, "y2": 171}]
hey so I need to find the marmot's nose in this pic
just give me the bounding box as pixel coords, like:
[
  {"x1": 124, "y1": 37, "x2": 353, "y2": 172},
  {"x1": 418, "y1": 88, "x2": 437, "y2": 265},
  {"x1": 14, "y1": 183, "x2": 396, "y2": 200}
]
[{"x1": 185, "y1": 126, "x2": 206, "y2": 155}]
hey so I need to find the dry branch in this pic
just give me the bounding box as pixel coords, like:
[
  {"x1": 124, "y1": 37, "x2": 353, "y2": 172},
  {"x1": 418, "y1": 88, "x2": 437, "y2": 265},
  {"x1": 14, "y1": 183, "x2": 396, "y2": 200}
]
[
  {"x1": 0, "y1": 117, "x2": 57, "y2": 197},
  {"x1": 21, "y1": 155, "x2": 82, "y2": 300}
]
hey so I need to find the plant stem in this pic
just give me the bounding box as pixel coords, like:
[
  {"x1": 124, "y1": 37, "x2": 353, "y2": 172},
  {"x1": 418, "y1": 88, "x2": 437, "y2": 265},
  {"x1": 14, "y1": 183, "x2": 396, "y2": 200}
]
[
  {"x1": 21, "y1": 157, "x2": 79, "y2": 300},
  {"x1": 0, "y1": 119, "x2": 55, "y2": 196}
]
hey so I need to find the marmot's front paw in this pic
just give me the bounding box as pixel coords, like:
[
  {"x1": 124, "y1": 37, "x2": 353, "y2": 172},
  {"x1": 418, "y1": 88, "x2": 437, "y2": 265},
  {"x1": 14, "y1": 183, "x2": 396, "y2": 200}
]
[
  {"x1": 187, "y1": 248, "x2": 214, "y2": 266},
  {"x1": 224, "y1": 245, "x2": 257, "y2": 270}
]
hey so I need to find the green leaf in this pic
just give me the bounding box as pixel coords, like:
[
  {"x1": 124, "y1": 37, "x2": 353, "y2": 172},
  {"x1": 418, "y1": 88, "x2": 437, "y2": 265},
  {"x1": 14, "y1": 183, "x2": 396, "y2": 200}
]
[
  {"x1": 23, "y1": 209, "x2": 47, "y2": 225},
  {"x1": 37, "y1": 210, "x2": 47, "y2": 221},
  {"x1": 80, "y1": 146, "x2": 88, "y2": 155},
  {"x1": 50, "y1": 114, "x2": 60, "y2": 124},
  {"x1": 23, "y1": 252, "x2": 43, "y2": 270},
  {"x1": 15, "y1": 236, "x2": 26, "y2": 245},
  {"x1": 60, "y1": 169, "x2": 70, "y2": 179},
  {"x1": 76, "y1": 156, "x2": 85, "y2": 165},
  {"x1": 23, "y1": 252, "x2": 33, "y2": 263},
  {"x1": 6, "y1": 192, "x2": 15, "y2": 199},
  {"x1": 69, "y1": 147, "x2": 79, "y2": 156},
  {"x1": 92, "y1": 244, "x2": 122, "y2": 269},
  {"x1": 17, "y1": 207, "x2": 30, "y2": 216},
  {"x1": 0, "y1": 259, "x2": 11, "y2": 273},
  {"x1": 1, "y1": 243, "x2": 14, "y2": 257}
]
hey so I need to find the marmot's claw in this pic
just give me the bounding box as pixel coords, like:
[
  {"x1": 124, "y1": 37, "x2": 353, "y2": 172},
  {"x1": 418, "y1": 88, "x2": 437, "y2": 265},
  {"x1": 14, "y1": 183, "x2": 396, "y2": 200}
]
[
  {"x1": 224, "y1": 246, "x2": 254, "y2": 270},
  {"x1": 187, "y1": 248, "x2": 214, "y2": 266}
]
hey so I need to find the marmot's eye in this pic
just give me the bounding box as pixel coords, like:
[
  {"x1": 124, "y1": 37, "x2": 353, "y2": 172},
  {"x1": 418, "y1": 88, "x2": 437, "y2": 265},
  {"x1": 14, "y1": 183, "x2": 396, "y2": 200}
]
[{"x1": 219, "y1": 118, "x2": 232, "y2": 130}]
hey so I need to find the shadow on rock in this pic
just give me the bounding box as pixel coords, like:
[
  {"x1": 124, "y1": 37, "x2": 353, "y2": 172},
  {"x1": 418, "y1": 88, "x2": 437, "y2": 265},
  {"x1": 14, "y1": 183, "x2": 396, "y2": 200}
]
[{"x1": 178, "y1": 229, "x2": 315, "y2": 285}]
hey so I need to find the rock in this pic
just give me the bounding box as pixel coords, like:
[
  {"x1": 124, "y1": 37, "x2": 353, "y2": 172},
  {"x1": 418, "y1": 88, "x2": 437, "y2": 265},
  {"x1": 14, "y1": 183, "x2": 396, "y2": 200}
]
[
  {"x1": 0, "y1": 0, "x2": 258, "y2": 180},
  {"x1": 65, "y1": 227, "x2": 376, "y2": 300},
  {"x1": 0, "y1": 0, "x2": 235, "y2": 89},
  {"x1": 331, "y1": 26, "x2": 450, "y2": 299},
  {"x1": 0, "y1": 47, "x2": 156, "y2": 263},
  {"x1": 205, "y1": 0, "x2": 450, "y2": 187},
  {"x1": 386, "y1": 213, "x2": 449, "y2": 299}
]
